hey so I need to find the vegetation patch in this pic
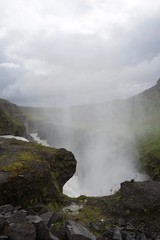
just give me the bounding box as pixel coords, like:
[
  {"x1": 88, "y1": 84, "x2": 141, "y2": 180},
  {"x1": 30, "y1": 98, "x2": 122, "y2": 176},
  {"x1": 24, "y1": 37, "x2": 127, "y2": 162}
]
[{"x1": 138, "y1": 134, "x2": 160, "y2": 180}]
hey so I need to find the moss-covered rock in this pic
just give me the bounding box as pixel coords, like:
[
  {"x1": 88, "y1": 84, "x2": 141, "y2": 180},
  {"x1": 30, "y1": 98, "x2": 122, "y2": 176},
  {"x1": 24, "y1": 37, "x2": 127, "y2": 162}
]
[{"x1": 0, "y1": 137, "x2": 76, "y2": 206}]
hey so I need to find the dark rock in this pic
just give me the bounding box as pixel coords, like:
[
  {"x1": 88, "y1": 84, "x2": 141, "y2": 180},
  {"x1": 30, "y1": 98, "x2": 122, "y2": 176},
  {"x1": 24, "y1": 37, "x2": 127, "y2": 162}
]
[
  {"x1": 103, "y1": 228, "x2": 114, "y2": 239},
  {"x1": 0, "y1": 236, "x2": 9, "y2": 240},
  {"x1": 3, "y1": 222, "x2": 36, "y2": 240},
  {"x1": 155, "y1": 236, "x2": 160, "y2": 240},
  {"x1": 47, "y1": 212, "x2": 62, "y2": 228},
  {"x1": 13, "y1": 206, "x2": 22, "y2": 212},
  {"x1": 33, "y1": 205, "x2": 49, "y2": 215},
  {"x1": 34, "y1": 221, "x2": 51, "y2": 240},
  {"x1": 27, "y1": 215, "x2": 51, "y2": 240},
  {"x1": 40, "y1": 212, "x2": 53, "y2": 226},
  {"x1": 27, "y1": 215, "x2": 43, "y2": 224},
  {"x1": 119, "y1": 181, "x2": 160, "y2": 213},
  {"x1": 26, "y1": 209, "x2": 38, "y2": 216},
  {"x1": 126, "y1": 224, "x2": 135, "y2": 231},
  {"x1": 139, "y1": 233, "x2": 147, "y2": 240},
  {"x1": 117, "y1": 219, "x2": 126, "y2": 227},
  {"x1": 121, "y1": 231, "x2": 135, "y2": 240},
  {"x1": 0, "y1": 217, "x2": 6, "y2": 229},
  {"x1": 113, "y1": 227, "x2": 122, "y2": 240},
  {"x1": 65, "y1": 220, "x2": 96, "y2": 240},
  {"x1": 0, "y1": 205, "x2": 13, "y2": 215},
  {"x1": 9, "y1": 210, "x2": 27, "y2": 223},
  {"x1": 89, "y1": 222, "x2": 100, "y2": 232},
  {"x1": 49, "y1": 231, "x2": 60, "y2": 240}
]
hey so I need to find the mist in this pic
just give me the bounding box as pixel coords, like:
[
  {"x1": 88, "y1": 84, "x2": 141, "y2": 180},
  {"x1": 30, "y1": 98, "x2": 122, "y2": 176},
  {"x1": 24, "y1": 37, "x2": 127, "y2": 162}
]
[{"x1": 32, "y1": 98, "x2": 148, "y2": 197}]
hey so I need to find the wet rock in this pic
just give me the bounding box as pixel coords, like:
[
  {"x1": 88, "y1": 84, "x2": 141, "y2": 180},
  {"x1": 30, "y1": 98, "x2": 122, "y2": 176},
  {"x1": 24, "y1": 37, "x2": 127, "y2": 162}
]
[{"x1": 65, "y1": 220, "x2": 96, "y2": 240}]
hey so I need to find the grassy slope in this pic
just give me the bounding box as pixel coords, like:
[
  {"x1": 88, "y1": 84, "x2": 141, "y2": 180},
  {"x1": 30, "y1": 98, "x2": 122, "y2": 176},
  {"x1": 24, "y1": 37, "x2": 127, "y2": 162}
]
[{"x1": 0, "y1": 99, "x2": 27, "y2": 136}]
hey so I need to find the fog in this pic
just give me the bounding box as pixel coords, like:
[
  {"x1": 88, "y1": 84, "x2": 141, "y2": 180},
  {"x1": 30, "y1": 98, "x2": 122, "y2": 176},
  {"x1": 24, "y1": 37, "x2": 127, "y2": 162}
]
[{"x1": 33, "y1": 99, "x2": 147, "y2": 197}]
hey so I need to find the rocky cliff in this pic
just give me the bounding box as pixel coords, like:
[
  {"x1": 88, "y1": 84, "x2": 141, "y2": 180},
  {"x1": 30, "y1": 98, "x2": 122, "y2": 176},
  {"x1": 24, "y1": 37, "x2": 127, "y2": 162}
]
[{"x1": 0, "y1": 137, "x2": 76, "y2": 206}]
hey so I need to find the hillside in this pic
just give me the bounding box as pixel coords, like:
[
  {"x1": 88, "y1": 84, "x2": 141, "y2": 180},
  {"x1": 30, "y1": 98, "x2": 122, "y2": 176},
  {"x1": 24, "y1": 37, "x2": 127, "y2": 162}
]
[{"x1": 0, "y1": 99, "x2": 30, "y2": 138}]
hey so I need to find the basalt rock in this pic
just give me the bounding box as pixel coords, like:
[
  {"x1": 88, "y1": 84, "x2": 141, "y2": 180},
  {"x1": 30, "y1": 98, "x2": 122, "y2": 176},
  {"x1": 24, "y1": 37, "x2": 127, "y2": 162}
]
[{"x1": 0, "y1": 138, "x2": 76, "y2": 206}]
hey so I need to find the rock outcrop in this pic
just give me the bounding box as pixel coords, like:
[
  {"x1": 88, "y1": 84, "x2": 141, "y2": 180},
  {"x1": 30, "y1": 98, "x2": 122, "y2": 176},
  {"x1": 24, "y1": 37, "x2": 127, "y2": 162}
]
[{"x1": 0, "y1": 137, "x2": 76, "y2": 206}]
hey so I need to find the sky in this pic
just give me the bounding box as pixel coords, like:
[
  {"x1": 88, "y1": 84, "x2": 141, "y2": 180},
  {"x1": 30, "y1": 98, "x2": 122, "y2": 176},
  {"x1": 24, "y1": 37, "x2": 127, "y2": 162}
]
[{"x1": 0, "y1": 0, "x2": 160, "y2": 107}]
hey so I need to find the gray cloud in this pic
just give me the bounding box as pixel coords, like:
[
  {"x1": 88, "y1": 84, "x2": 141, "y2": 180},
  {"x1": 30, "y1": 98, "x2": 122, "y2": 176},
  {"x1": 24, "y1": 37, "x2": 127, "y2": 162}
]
[{"x1": 0, "y1": 0, "x2": 160, "y2": 106}]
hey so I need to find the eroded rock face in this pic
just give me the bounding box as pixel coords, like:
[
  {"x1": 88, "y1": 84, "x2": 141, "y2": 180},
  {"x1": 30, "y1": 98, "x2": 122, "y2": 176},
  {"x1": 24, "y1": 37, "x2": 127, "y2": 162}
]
[{"x1": 0, "y1": 138, "x2": 76, "y2": 206}]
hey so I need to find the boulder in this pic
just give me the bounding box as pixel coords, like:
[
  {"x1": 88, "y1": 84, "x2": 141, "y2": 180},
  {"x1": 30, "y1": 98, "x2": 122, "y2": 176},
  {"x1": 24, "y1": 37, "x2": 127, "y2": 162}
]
[
  {"x1": 0, "y1": 138, "x2": 76, "y2": 206},
  {"x1": 64, "y1": 220, "x2": 96, "y2": 240}
]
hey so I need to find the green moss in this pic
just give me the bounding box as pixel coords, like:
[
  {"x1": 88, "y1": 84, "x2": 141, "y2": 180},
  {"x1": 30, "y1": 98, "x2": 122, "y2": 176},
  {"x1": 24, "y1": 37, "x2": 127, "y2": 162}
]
[
  {"x1": 0, "y1": 161, "x2": 26, "y2": 173},
  {"x1": 16, "y1": 151, "x2": 40, "y2": 162}
]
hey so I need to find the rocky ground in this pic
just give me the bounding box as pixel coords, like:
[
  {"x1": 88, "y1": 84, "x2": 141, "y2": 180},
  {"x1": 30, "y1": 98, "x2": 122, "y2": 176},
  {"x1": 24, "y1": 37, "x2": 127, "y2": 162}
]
[{"x1": 1, "y1": 180, "x2": 160, "y2": 239}]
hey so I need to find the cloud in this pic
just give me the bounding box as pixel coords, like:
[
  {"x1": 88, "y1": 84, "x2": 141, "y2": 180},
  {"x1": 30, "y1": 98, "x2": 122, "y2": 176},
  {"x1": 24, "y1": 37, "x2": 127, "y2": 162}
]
[
  {"x1": 0, "y1": 0, "x2": 160, "y2": 106},
  {"x1": 0, "y1": 62, "x2": 19, "y2": 69}
]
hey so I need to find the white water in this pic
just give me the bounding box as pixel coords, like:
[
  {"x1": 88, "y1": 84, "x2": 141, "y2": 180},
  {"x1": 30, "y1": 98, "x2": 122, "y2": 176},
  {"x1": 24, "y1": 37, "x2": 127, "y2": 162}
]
[
  {"x1": 0, "y1": 135, "x2": 29, "y2": 142},
  {"x1": 31, "y1": 133, "x2": 50, "y2": 147}
]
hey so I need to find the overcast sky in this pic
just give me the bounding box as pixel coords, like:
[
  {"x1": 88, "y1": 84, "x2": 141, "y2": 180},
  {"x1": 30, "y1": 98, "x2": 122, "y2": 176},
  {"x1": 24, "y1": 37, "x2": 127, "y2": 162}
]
[{"x1": 0, "y1": 0, "x2": 160, "y2": 107}]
